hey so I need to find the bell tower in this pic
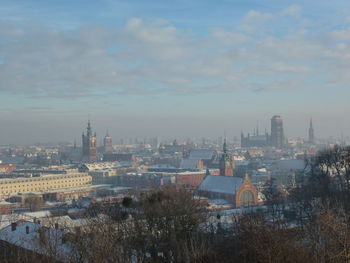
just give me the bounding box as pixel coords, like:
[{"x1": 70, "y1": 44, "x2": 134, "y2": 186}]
[
  {"x1": 104, "y1": 130, "x2": 113, "y2": 153},
  {"x1": 82, "y1": 120, "x2": 97, "y2": 162},
  {"x1": 219, "y1": 138, "x2": 235, "y2": 176},
  {"x1": 308, "y1": 118, "x2": 315, "y2": 144}
]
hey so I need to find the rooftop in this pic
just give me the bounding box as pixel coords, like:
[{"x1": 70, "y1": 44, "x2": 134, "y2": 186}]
[
  {"x1": 0, "y1": 221, "x2": 74, "y2": 262},
  {"x1": 198, "y1": 175, "x2": 243, "y2": 195}
]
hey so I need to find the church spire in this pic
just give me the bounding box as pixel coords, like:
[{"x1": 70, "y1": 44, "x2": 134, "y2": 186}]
[
  {"x1": 104, "y1": 129, "x2": 113, "y2": 153},
  {"x1": 87, "y1": 120, "x2": 92, "y2": 137},
  {"x1": 223, "y1": 135, "x2": 228, "y2": 156},
  {"x1": 82, "y1": 120, "x2": 97, "y2": 163},
  {"x1": 308, "y1": 118, "x2": 315, "y2": 144},
  {"x1": 220, "y1": 135, "x2": 234, "y2": 177}
]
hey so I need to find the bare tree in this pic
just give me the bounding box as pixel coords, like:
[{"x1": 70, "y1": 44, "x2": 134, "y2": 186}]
[
  {"x1": 126, "y1": 186, "x2": 209, "y2": 263},
  {"x1": 24, "y1": 196, "x2": 44, "y2": 212},
  {"x1": 304, "y1": 202, "x2": 350, "y2": 263},
  {"x1": 262, "y1": 178, "x2": 286, "y2": 223},
  {"x1": 232, "y1": 212, "x2": 314, "y2": 263}
]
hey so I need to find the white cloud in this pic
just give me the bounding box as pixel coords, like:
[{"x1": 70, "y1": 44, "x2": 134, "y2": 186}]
[
  {"x1": 242, "y1": 5, "x2": 301, "y2": 24},
  {"x1": 243, "y1": 10, "x2": 273, "y2": 23},
  {"x1": 280, "y1": 5, "x2": 302, "y2": 17},
  {"x1": 0, "y1": 7, "x2": 350, "y2": 97}
]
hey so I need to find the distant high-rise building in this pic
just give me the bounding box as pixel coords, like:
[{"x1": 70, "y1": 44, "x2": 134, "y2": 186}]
[
  {"x1": 271, "y1": 115, "x2": 284, "y2": 148},
  {"x1": 121, "y1": 138, "x2": 132, "y2": 145},
  {"x1": 82, "y1": 120, "x2": 97, "y2": 162},
  {"x1": 103, "y1": 131, "x2": 113, "y2": 153},
  {"x1": 219, "y1": 138, "x2": 235, "y2": 176},
  {"x1": 150, "y1": 136, "x2": 162, "y2": 149},
  {"x1": 308, "y1": 119, "x2": 315, "y2": 144}
]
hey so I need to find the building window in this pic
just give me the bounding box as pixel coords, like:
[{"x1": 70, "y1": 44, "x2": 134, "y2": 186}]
[{"x1": 239, "y1": 190, "x2": 255, "y2": 207}]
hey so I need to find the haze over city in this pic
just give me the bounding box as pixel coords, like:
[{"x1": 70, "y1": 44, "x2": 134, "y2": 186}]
[
  {"x1": 1, "y1": 0, "x2": 350, "y2": 144},
  {"x1": 2, "y1": 1, "x2": 350, "y2": 262}
]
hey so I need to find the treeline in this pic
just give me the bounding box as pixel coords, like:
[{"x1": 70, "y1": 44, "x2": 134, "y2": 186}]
[{"x1": 3, "y1": 145, "x2": 350, "y2": 263}]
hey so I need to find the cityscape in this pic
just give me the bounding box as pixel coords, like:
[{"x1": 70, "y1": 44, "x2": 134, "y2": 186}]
[{"x1": 1, "y1": 0, "x2": 350, "y2": 262}]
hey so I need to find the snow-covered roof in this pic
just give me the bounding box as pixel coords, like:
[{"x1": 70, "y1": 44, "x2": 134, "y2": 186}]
[
  {"x1": 189, "y1": 149, "x2": 214, "y2": 160},
  {"x1": 23, "y1": 211, "x2": 52, "y2": 218},
  {"x1": 82, "y1": 162, "x2": 119, "y2": 170},
  {"x1": 198, "y1": 175, "x2": 243, "y2": 195},
  {"x1": 0, "y1": 221, "x2": 74, "y2": 262},
  {"x1": 271, "y1": 159, "x2": 305, "y2": 170},
  {"x1": 208, "y1": 199, "x2": 231, "y2": 206},
  {"x1": 0, "y1": 214, "x2": 32, "y2": 230},
  {"x1": 180, "y1": 159, "x2": 199, "y2": 169}
]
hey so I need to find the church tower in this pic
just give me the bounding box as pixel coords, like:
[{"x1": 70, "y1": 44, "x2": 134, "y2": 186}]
[
  {"x1": 308, "y1": 118, "x2": 315, "y2": 144},
  {"x1": 271, "y1": 115, "x2": 284, "y2": 148},
  {"x1": 82, "y1": 120, "x2": 97, "y2": 162},
  {"x1": 103, "y1": 130, "x2": 113, "y2": 153},
  {"x1": 219, "y1": 138, "x2": 235, "y2": 177}
]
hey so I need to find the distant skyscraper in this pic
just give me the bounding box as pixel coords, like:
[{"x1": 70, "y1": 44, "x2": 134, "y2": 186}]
[
  {"x1": 271, "y1": 115, "x2": 284, "y2": 148},
  {"x1": 82, "y1": 120, "x2": 97, "y2": 162},
  {"x1": 103, "y1": 131, "x2": 113, "y2": 153},
  {"x1": 150, "y1": 136, "x2": 162, "y2": 149},
  {"x1": 308, "y1": 119, "x2": 315, "y2": 144},
  {"x1": 219, "y1": 138, "x2": 235, "y2": 177}
]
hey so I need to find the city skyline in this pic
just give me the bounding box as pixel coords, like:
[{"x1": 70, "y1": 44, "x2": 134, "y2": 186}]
[
  {"x1": 1, "y1": 0, "x2": 350, "y2": 143},
  {"x1": 0, "y1": 116, "x2": 336, "y2": 146}
]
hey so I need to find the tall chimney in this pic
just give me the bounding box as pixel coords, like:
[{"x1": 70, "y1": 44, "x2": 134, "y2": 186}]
[{"x1": 26, "y1": 226, "x2": 30, "y2": 234}]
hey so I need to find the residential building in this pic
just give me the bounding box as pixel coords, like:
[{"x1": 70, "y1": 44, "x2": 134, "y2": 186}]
[{"x1": 0, "y1": 173, "x2": 91, "y2": 199}]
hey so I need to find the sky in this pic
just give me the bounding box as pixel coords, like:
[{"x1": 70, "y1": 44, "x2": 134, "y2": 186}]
[{"x1": 0, "y1": 0, "x2": 350, "y2": 144}]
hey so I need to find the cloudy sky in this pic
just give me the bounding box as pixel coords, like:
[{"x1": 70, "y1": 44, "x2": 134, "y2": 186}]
[{"x1": 1, "y1": 0, "x2": 350, "y2": 144}]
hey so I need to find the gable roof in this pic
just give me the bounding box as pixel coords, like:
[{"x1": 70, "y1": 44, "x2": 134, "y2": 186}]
[
  {"x1": 180, "y1": 159, "x2": 199, "y2": 169},
  {"x1": 189, "y1": 149, "x2": 214, "y2": 160},
  {"x1": 198, "y1": 175, "x2": 243, "y2": 195},
  {"x1": 272, "y1": 159, "x2": 305, "y2": 170}
]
